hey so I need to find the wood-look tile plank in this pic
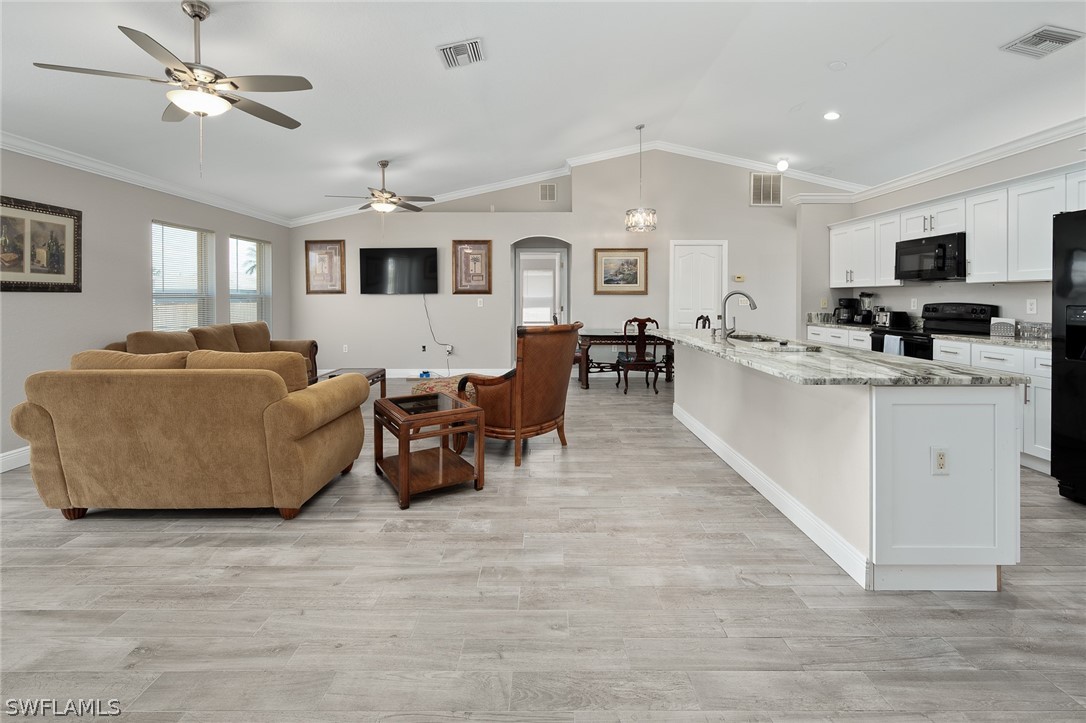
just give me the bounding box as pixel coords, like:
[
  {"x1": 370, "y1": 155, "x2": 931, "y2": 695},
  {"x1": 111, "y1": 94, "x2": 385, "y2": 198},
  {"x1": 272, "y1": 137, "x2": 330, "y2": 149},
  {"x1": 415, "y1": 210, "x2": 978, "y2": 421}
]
[
  {"x1": 864, "y1": 671, "x2": 1082, "y2": 711},
  {"x1": 131, "y1": 670, "x2": 336, "y2": 711},
  {"x1": 319, "y1": 671, "x2": 511, "y2": 711},
  {"x1": 688, "y1": 671, "x2": 892, "y2": 711},
  {"x1": 510, "y1": 672, "x2": 700, "y2": 711}
]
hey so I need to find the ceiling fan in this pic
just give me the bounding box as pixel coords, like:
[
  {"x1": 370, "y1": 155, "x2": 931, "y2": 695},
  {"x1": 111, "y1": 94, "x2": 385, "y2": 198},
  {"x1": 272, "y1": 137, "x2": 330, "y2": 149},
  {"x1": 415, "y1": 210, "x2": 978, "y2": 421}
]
[
  {"x1": 33, "y1": 1, "x2": 311, "y2": 129},
  {"x1": 326, "y1": 160, "x2": 436, "y2": 213}
]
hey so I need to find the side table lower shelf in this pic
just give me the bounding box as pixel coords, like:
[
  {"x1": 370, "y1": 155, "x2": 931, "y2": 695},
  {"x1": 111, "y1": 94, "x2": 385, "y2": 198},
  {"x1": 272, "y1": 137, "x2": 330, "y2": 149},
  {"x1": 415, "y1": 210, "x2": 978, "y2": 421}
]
[{"x1": 376, "y1": 447, "x2": 481, "y2": 498}]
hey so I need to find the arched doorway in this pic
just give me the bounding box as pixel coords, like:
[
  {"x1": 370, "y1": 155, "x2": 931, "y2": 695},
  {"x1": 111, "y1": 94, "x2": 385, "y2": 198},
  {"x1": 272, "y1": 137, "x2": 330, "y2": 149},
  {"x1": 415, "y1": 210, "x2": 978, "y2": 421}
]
[{"x1": 511, "y1": 236, "x2": 571, "y2": 328}]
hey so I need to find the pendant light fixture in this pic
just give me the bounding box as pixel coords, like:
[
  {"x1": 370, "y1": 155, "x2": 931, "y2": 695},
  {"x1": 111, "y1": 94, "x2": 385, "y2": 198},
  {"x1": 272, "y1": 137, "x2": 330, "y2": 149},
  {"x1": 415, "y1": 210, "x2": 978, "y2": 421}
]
[{"x1": 625, "y1": 123, "x2": 657, "y2": 232}]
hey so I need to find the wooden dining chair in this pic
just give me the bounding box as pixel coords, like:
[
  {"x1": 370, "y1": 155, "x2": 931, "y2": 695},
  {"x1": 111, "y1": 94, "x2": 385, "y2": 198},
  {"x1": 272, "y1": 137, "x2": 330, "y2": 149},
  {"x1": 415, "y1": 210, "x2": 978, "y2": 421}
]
[
  {"x1": 616, "y1": 317, "x2": 662, "y2": 395},
  {"x1": 695, "y1": 315, "x2": 712, "y2": 329}
]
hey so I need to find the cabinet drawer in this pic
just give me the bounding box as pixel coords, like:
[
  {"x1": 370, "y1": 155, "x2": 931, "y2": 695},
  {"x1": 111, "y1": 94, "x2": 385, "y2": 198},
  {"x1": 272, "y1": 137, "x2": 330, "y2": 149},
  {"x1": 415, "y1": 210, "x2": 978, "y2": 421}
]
[
  {"x1": 1024, "y1": 350, "x2": 1052, "y2": 379},
  {"x1": 933, "y1": 339, "x2": 971, "y2": 363},
  {"x1": 807, "y1": 326, "x2": 828, "y2": 341},
  {"x1": 970, "y1": 345, "x2": 1025, "y2": 373},
  {"x1": 848, "y1": 331, "x2": 872, "y2": 350},
  {"x1": 824, "y1": 329, "x2": 849, "y2": 347}
]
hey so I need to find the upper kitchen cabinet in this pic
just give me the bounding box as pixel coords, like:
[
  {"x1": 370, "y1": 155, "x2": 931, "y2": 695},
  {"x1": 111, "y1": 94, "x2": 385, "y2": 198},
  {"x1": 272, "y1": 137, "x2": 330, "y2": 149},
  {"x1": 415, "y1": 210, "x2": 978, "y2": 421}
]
[
  {"x1": 965, "y1": 189, "x2": 1008, "y2": 284},
  {"x1": 829, "y1": 220, "x2": 875, "y2": 288},
  {"x1": 1067, "y1": 169, "x2": 1086, "y2": 212},
  {"x1": 900, "y1": 199, "x2": 965, "y2": 239},
  {"x1": 873, "y1": 215, "x2": 903, "y2": 287},
  {"x1": 1008, "y1": 175, "x2": 1065, "y2": 281}
]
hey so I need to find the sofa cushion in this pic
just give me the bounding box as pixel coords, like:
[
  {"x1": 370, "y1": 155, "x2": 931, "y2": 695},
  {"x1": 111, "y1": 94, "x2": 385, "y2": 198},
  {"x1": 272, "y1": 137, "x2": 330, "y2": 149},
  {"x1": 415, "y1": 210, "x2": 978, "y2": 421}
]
[
  {"x1": 126, "y1": 330, "x2": 198, "y2": 354},
  {"x1": 232, "y1": 321, "x2": 272, "y2": 353},
  {"x1": 187, "y1": 350, "x2": 308, "y2": 392},
  {"x1": 71, "y1": 350, "x2": 189, "y2": 370},
  {"x1": 189, "y1": 324, "x2": 241, "y2": 353}
]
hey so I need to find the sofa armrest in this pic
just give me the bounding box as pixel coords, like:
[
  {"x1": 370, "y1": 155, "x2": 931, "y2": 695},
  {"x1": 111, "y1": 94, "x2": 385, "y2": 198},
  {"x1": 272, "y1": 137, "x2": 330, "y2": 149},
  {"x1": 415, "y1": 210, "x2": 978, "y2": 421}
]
[
  {"x1": 9, "y1": 402, "x2": 74, "y2": 510},
  {"x1": 264, "y1": 373, "x2": 368, "y2": 440},
  {"x1": 270, "y1": 339, "x2": 318, "y2": 384}
]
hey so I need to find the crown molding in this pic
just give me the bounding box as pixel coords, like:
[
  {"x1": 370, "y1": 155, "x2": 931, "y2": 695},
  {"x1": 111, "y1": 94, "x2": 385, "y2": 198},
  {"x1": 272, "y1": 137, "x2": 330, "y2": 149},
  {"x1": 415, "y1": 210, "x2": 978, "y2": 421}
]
[
  {"x1": 429, "y1": 166, "x2": 571, "y2": 206},
  {"x1": 788, "y1": 193, "x2": 853, "y2": 206},
  {"x1": 1, "y1": 133, "x2": 292, "y2": 227},
  {"x1": 850, "y1": 117, "x2": 1086, "y2": 203}
]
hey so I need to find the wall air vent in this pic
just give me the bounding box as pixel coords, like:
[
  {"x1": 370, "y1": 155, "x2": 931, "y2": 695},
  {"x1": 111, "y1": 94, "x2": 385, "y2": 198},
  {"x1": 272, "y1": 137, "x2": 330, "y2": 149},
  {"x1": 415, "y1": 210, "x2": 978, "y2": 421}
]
[
  {"x1": 539, "y1": 183, "x2": 557, "y2": 202},
  {"x1": 750, "y1": 173, "x2": 782, "y2": 207},
  {"x1": 438, "y1": 38, "x2": 485, "y2": 69},
  {"x1": 1001, "y1": 25, "x2": 1084, "y2": 58}
]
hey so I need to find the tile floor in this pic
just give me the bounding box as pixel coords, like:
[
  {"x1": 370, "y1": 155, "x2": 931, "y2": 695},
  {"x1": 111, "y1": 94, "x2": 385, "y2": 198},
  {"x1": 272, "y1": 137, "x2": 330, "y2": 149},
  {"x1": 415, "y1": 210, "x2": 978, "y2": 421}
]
[{"x1": 1, "y1": 375, "x2": 1083, "y2": 721}]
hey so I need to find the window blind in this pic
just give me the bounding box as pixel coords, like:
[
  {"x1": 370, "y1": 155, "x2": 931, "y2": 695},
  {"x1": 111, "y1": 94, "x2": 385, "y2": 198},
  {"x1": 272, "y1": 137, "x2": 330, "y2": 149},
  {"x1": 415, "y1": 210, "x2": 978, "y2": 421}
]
[
  {"x1": 229, "y1": 236, "x2": 272, "y2": 325},
  {"x1": 152, "y1": 221, "x2": 214, "y2": 331}
]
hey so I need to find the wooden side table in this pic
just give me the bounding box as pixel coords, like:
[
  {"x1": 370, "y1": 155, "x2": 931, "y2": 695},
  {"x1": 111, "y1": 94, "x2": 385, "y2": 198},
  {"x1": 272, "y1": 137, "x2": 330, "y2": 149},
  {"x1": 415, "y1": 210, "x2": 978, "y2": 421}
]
[
  {"x1": 316, "y1": 367, "x2": 386, "y2": 397},
  {"x1": 373, "y1": 392, "x2": 484, "y2": 509}
]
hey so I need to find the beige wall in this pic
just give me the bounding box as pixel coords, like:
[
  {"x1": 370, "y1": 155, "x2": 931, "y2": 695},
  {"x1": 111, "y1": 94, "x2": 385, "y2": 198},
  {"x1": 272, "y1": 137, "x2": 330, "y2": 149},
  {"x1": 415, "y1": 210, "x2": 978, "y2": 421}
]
[
  {"x1": 427, "y1": 174, "x2": 572, "y2": 212},
  {"x1": 289, "y1": 150, "x2": 838, "y2": 373},
  {"x1": 1, "y1": 150, "x2": 290, "y2": 453}
]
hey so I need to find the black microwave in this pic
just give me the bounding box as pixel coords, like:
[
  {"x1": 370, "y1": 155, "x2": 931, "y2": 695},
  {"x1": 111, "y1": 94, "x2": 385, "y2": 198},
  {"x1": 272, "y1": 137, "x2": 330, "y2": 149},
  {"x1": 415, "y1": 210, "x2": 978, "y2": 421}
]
[{"x1": 894, "y1": 232, "x2": 966, "y2": 281}]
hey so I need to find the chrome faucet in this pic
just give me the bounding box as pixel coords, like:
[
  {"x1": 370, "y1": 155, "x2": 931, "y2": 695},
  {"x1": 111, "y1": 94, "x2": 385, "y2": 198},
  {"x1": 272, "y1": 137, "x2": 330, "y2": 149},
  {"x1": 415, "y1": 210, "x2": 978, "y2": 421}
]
[{"x1": 721, "y1": 291, "x2": 758, "y2": 343}]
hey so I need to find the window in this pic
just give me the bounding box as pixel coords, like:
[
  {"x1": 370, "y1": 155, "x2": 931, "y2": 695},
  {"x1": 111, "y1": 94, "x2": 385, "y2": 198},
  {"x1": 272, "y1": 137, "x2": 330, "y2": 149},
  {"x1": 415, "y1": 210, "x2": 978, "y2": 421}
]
[
  {"x1": 152, "y1": 221, "x2": 214, "y2": 331},
  {"x1": 229, "y1": 236, "x2": 272, "y2": 325}
]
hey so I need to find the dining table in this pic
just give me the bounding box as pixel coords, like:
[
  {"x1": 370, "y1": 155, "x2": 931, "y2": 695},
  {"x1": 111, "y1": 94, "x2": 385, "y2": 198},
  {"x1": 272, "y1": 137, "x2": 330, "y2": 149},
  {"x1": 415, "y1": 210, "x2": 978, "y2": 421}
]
[{"x1": 576, "y1": 327, "x2": 674, "y2": 390}]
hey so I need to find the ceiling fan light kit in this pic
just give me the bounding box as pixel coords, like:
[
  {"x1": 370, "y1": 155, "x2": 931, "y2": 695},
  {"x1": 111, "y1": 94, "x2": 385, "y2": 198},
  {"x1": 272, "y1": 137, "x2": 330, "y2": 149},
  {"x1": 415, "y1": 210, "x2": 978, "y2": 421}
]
[
  {"x1": 325, "y1": 160, "x2": 435, "y2": 214},
  {"x1": 166, "y1": 87, "x2": 230, "y2": 116},
  {"x1": 625, "y1": 123, "x2": 657, "y2": 232}
]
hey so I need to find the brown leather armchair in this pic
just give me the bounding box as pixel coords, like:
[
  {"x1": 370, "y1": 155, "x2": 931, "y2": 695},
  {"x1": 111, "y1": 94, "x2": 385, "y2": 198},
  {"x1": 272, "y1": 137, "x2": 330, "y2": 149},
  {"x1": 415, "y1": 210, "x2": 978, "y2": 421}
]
[{"x1": 455, "y1": 322, "x2": 582, "y2": 466}]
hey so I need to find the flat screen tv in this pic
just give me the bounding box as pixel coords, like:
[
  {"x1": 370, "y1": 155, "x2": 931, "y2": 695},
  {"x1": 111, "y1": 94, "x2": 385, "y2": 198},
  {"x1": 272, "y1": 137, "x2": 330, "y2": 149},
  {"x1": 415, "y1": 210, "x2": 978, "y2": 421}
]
[{"x1": 359, "y1": 247, "x2": 438, "y2": 294}]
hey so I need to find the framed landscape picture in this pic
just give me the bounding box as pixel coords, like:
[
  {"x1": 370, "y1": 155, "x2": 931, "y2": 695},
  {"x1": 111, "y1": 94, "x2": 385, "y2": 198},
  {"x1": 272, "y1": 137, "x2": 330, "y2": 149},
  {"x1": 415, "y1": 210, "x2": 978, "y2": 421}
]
[
  {"x1": 305, "y1": 239, "x2": 346, "y2": 294},
  {"x1": 452, "y1": 239, "x2": 492, "y2": 294},
  {"x1": 1, "y1": 196, "x2": 82, "y2": 292},
  {"x1": 594, "y1": 247, "x2": 647, "y2": 295}
]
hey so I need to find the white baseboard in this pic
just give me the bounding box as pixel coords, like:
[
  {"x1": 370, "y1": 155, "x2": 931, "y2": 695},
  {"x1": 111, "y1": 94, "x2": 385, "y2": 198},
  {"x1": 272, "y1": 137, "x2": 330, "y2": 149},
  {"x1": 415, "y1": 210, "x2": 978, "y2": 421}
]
[
  {"x1": 1, "y1": 446, "x2": 30, "y2": 473},
  {"x1": 673, "y1": 403, "x2": 870, "y2": 588},
  {"x1": 872, "y1": 564, "x2": 999, "y2": 591},
  {"x1": 1020, "y1": 453, "x2": 1050, "y2": 476}
]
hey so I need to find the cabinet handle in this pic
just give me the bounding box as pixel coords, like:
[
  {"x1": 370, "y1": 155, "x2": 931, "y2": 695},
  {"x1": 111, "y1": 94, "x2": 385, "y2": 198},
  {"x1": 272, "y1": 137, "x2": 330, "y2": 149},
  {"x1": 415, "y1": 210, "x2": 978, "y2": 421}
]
[
  {"x1": 944, "y1": 349, "x2": 959, "y2": 355},
  {"x1": 923, "y1": 215, "x2": 928, "y2": 232},
  {"x1": 1039, "y1": 361, "x2": 1051, "y2": 368},
  {"x1": 981, "y1": 353, "x2": 1008, "y2": 362},
  {"x1": 1024, "y1": 385, "x2": 1030, "y2": 405},
  {"x1": 929, "y1": 214, "x2": 935, "y2": 230}
]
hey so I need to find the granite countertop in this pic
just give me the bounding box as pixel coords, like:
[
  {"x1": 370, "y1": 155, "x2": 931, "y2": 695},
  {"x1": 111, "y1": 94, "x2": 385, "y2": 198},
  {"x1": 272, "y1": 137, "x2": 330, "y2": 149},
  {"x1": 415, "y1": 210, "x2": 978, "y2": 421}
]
[
  {"x1": 653, "y1": 329, "x2": 1030, "y2": 387},
  {"x1": 929, "y1": 333, "x2": 1052, "y2": 351},
  {"x1": 806, "y1": 321, "x2": 876, "y2": 331}
]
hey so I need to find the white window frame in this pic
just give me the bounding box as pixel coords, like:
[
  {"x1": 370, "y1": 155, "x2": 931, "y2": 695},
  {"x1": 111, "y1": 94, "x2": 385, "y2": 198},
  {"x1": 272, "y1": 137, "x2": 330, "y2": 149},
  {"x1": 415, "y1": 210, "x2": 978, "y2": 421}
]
[
  {"x1": 228, "y1": 235, "x2": 272, "y2": 326},
  {"x1": 151, "y1": 221, "x2": 214, "y2": 331}
]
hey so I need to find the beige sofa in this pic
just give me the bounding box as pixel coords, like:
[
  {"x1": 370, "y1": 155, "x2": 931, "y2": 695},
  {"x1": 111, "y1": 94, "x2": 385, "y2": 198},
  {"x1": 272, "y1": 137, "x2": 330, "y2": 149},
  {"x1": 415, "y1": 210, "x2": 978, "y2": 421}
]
[
  {"x1": 10, "y1": 349, "x2": 367, "y2": 520},
  {"x1": 105, "y1": 321, "x2": 319, "y2": 385}
]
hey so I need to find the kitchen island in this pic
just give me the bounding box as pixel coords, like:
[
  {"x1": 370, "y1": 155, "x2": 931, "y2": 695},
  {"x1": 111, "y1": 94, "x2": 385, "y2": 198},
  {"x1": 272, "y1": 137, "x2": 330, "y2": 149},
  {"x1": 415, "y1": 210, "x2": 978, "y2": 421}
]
[{"x1": 654, "y1": 329, "x2": 1029, "y2": 592}]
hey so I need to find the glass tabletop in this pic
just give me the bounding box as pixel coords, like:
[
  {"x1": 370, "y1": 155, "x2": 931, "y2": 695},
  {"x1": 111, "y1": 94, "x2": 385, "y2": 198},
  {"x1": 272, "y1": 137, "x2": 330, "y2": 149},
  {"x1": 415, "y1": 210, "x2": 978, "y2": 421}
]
[{"x1": 390, "y1": 392, "x2": 466, "y2": 416}]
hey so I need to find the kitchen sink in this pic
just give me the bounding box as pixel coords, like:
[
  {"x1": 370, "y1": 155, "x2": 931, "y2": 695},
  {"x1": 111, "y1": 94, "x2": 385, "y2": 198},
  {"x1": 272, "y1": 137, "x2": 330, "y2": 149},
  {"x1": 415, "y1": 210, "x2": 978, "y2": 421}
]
[
  {"x1": 725, "y1": 333, "x2": 821, "y2": 353},
  {"x1": 728, "y1": 334, "x2": 775, "y2": 343}
]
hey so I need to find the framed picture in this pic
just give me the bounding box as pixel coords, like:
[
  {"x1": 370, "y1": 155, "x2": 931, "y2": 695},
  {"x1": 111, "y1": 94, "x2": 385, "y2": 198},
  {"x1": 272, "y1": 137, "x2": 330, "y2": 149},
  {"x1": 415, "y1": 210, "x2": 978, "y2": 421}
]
[
  {"x1": 305, "y1": 240, "x2": 346, "y2": 294},
  {"x1": 594, "y1": 247, "x2": 647, "y2": 295},
  {"x1": 1, "y1": 196, "x2": 82, "y2": 292},
  {"x1": 452, "y1": 239, "x2": 492, "y2": 294}
]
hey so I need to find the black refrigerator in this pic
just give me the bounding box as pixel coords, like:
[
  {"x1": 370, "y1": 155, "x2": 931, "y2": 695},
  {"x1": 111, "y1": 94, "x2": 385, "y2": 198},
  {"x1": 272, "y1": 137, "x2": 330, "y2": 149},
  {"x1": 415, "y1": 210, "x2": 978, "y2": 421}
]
[{"x1": 1052, "y1": 208, "x2": 1086, "y2": 503}]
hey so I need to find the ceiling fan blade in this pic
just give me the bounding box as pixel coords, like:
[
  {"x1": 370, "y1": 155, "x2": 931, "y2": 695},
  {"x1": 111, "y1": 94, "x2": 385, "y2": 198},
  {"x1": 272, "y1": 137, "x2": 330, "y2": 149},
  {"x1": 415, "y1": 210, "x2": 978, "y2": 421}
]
[
  {"x1": 216, "y1": 75, "x2": 313, "y2": 92},
  {"x1": 357, "y1": 201, "x2": 374, "y2": 211},
  {"x1": 325, "y1": 194, "x2": 368, "y2": 199},
  {"x1": 395, "y1": 200, "x2": 423, "y2": 212},
  {"x1": 368, "y1": 187, "x2": 386, "y2": 197},
  {"x1": 33, "y1": 62, "x2": 171, "y2": 83},
  {"x1": 398, "y1": 195, "x2": 435, "y2": 203},
  {"x1": 162, "y1": 103, "x2": 188, "y2": 122},
  {"x1": 225, "y1": 95, "x2": 301, "y2": 129},
  {"x1": 118, "y1": 26, "x2": 190, "y2": 77}
]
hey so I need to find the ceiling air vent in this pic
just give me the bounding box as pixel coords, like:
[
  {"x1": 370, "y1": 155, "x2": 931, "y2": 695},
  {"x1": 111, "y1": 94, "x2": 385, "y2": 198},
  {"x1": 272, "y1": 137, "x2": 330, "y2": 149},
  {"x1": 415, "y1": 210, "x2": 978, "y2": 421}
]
[
  {"x1": 438, "y1": 38, "x2": 485, "y2": 69},
  {"x1": 1001, "y1": 25, "x2": 1084, "y2": 59},
  {"x1": 750, "y1": 173, "x2": 782, "y2": 207},
  {"x1": 539, "y1": 183, "x2": 557, "y2": 202}
]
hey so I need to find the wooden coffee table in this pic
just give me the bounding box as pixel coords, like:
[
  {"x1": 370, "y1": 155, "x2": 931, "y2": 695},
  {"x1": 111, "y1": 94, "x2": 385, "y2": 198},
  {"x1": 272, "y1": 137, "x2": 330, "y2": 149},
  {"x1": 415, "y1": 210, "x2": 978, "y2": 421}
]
[
  {"x1": 316, "y1": 367, "x2": 386, "y2": 397},
  {"x1": 373, "y1": 392, "x2": 484, "y2": 509}
]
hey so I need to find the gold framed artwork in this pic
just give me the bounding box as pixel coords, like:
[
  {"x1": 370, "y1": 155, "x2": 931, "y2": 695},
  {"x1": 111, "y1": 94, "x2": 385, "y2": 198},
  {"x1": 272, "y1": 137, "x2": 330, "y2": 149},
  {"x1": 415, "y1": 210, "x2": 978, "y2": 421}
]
[
  {"x1": 305, "y1": 239, "x2": 346, "y2": 294},
  {"x1": 594, "y1": 247, "x2": 647, "y2": 295},
  {"x1": 452, "y1": 239, "x2": 492, "y2": 294},
  {"x1": 1, "y1": 196, "x2": 82, "y2": 293}
]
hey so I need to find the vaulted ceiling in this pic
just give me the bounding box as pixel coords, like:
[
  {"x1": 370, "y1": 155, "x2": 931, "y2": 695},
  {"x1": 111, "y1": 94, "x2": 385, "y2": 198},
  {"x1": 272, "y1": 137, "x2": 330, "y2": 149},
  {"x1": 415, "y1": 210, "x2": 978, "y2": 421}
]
[{"x1": 2, "y1": 2, "x2": 1084, "y2": 224}]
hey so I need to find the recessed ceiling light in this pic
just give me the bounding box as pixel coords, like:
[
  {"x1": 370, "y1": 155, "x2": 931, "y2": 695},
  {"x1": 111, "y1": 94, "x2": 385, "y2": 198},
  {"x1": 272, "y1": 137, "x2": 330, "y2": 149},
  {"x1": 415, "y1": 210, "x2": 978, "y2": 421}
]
[
  {"x1": 776, "y1": 158, "x2": 789, "y2": 172},
  {"x1": 824, "y1": 111, "x2": 841, "y2": 121},
  {"x1": 827, "y1": 60, "x2": 847, "y2": 71}
]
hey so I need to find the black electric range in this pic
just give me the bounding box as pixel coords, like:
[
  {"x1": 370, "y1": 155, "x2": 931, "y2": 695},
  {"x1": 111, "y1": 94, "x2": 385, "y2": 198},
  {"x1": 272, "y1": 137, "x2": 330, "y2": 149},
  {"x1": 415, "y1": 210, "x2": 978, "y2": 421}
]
[{"x1": 871, "y1": 303, "x2": 999, "y2": 359}]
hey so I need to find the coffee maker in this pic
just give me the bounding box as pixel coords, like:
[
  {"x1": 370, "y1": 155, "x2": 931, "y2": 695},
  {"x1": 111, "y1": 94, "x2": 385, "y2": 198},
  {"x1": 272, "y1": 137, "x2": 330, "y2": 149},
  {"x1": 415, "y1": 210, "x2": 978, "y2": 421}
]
[{"x1": 834, "y1": 298, "x2": 861, "y2": 324}]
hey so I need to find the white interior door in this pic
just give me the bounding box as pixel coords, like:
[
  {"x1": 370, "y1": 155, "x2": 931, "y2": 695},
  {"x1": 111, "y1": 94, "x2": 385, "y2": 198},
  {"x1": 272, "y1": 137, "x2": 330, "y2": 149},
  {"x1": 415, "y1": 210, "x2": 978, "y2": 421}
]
[
  {"x1": 670, "y1": 241, "x2": 725, "y2": 329},
  {"x1": 516, "y1": 249, "x2": 567, "y2": 326}
]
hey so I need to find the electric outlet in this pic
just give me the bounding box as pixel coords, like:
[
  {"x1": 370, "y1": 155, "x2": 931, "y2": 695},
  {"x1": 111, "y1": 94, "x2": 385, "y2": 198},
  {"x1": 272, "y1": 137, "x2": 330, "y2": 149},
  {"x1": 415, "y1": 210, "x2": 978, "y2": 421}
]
[
  {"x1": 820, "y1": 298, "x2": 828, "y2": 309},
  {"x1": 342, "y1": 345, "x2": 348, "y2": 353},
  {"x1": 932, "y1": 446, "x2": 949, "y2": 476},
  {"x1": 421, "y1": 345, "x2": 426, "y2": 352},
  {"x1": 445, "y1": 344, "x2": 453, "y2": 355},
  {"x1": 910, "y1": 298, "x2": 918, "y2": 310},
  {"x1": 477, "y1": 299, "x2": 483, "y2": 308},
  {"x1": 1026, "y1": 298, "x2": 1037, "y2": 315},
  {"x1": 733, "y1": 274, "x2": 746, "y2": 283}
]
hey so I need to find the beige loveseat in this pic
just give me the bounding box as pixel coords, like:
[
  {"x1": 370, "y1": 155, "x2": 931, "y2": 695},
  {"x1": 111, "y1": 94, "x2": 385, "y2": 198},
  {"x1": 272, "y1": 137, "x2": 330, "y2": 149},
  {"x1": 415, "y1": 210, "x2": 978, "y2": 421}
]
[
  {"x1": 10, "y1": 349, "x2": 367, "y2": 520},
  {"x1": 105, "y1": 321, "x2": 319, "y2": 385}
]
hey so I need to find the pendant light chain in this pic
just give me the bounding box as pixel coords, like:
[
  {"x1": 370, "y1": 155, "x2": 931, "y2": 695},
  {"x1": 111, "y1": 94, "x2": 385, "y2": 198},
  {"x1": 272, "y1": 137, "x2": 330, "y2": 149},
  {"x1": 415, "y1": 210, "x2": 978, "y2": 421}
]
[{"x1": 625, "y1": 123, "x2": 657, "y2": 232}]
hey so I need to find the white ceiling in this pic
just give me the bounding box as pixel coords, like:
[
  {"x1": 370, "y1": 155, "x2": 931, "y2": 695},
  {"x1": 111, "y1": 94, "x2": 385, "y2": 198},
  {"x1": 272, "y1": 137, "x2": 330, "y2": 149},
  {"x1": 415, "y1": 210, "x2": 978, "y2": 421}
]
[{"x1": 2, "y1": 2, "x2": 1084, "y2": 225}]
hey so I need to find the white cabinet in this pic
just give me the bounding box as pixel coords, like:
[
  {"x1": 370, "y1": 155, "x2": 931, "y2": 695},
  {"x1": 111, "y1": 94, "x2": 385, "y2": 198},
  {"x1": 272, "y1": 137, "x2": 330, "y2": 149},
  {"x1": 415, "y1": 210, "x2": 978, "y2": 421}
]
[
  {"x1": 965, "y1": 189, "x2": 1008, "y2": 284},
  {"x1": 873, "y1": 215, "x2": 903, "y2": 287},
  {"x1": 848, "y1": 330, "x2": 872, "y2": 350},
  {"x1": 901, "y1": 199, "x2": 965, "y2": 239},
  {"x1": 829, "y1": 221, "x2": 875, "y2": 288},
  {"x1": 807, "y1": 326, "x2": 849, "y2": 347},
  {"x1": 1022, "y1": 350, "x2": 1052, "y2": 461},
  {"x1": 1008, "y1": 175, "x2": 1065, "y2": 281},
  {"x1": 1067, "y1": 170, "x2": 1086, "y2": 212},
  {"x1": 933, "y1": 339, "x2": 970, "y2": 363},
  {"x1": 970, "y1": 344, "x2": 1025, "y2": 374}
]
